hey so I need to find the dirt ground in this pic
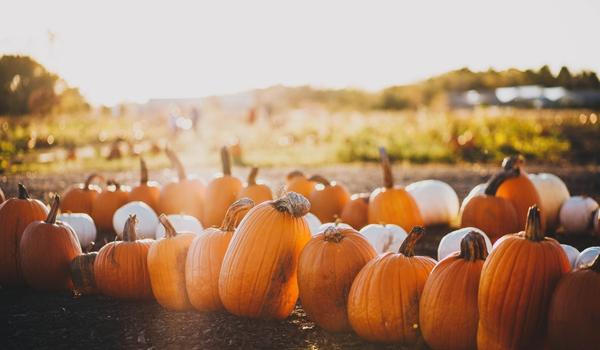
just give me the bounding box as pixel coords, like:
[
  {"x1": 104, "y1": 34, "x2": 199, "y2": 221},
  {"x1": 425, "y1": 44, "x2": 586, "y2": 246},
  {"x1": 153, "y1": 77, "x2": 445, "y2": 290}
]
[{"x1": 1, "y1": 163, "x2": 600, "y2": 349}]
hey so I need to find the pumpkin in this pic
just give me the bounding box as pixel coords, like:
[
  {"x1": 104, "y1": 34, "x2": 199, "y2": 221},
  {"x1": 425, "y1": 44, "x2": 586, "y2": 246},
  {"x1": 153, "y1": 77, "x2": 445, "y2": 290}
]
[
  {"x1": 0, "y1": 184, "x2": 48, "y2": 287},
  {"x1": 459, "y1": 169, "x2": 520, "y2": 242},
  {"x1": 70, "y1": 251, "x2": 98, "y2": 295},
  {"x1": 238, "y1": 167, "x2": 272, "y2": 204},
  {"x1": 158, "y1": 148, "x2": 205, "y2": 221},
  {"x1": 304, "y1": 212, "x2": 322, "y2": 236},
  {"x1": 340, "y1": 193, "x2": 369, "y2": 230},
  {"x1": 347, "y1": 227, "x2": 436, "y2": 344},
  {"x1": 60, "y1": 173, "x2": 103, "y2": 214},
  {"x1": 90, "y1": 180, "x2": 130, "y2": 232},
  {"x1": 297, "y1": 225, "x2": 377, "y2": 332},
  {"x1": 560, "y1": 244, "x2": 580, "y2": 270},
  {"x1": 129, "y1": 157, "x2": 160, "y2": 213},
  {"x1": 477, "y1": 206, "x2": 570, "y2": 349},
  {"x1": 496, "y1": 155, "x2": 546, "y2": 232},
  {"x1": 94, "y1": 214, "x2": 153, "y2": 300},
  {"x1": 463, "y1": 183, "x2": 486, "y2": 204},
  {"x1": 547, "y1": 255, "x2": 600, "y2": 349},
  {"x1": 575, "y1": 247, "x2": 600, "y2": 269},
  {"x1": 57, "y1": 213, "x2": 97, "y2": 249},
  {"x1": 308, "y1": 175, "x2": 350, "y2": 223},
  {"x1": 559, "y1": 196, "x2": 598, "y2": 234},
  {"x1": 368, "y1": 147, "x2": 424, "y2": 231},
  {"x1": 219, "y1": 192, "x2": 311, "y2": 319},
  {"x1": 20, "y1": 195, "x2": 82, "y2": 291},
  {"x1": 406, "y1": 179, "x2": 459, "y2": 226},
  {"x1": 155, "y1": 214, "x2": 204, "y2": 239},
  {"x1": 529, "y1": 173, "x2": 570, "y2": 231},
  {"x1": 284, "y1": 170, "x2": 317, "y2": 198},
  {"x1": 437, "y1": 227, "x2": 492, "y2": 261},
  {"x1": 359, "y1": 223, "x2": 407, "y2": 254},
  {"x1": 147, "y1": 215, "x2": 196, "y2": 310},
  {"x1": 186, "y1": 198, "x2": 255, "y2": 311},
  {"x1": 420, "y1": 231, "x2": 488, "y2": 350},
  {"x1": 203, "y1": 146, "x2": 243, "y2": 227},
  {"x1": 113, "y1": 201, "x2": 158, "y2": 239}
]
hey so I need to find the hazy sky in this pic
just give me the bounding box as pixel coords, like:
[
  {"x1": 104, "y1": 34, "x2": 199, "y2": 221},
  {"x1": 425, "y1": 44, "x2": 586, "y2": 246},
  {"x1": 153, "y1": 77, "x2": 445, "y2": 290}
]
[{"x1": 1, "y1": 0, "x2": 599, "y2": 105}]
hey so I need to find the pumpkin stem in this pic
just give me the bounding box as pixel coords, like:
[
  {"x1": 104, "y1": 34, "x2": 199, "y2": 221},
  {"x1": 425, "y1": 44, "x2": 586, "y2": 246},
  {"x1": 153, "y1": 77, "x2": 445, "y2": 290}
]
[
  {"x1": 165, "y1": 147, "x2": 187, "y2": 181},
  {"x1": 272, "y1": 192, "x2": 311, "y2": 218},
  {"x1": 221, "y1": 146, "x2": 232, "y2": 176},
  {"x1": 122, "y1": 214, "x2": 138, "y2": 241},
  {"x1": 84, "y1": 174, "x2": 103, "y2": 191},
  {"x1": 398, "y1": 226, "x2": 425, "y2": 257},
  {"x1": 139, "y1": 157, "x2": 148, "y2": 185},
  {"x1": 484, "y1": 168, "x2": 520, "y2": 196},
  {"x1": 106, "y1": 180, "x2": 121, "y2": 191},
  {"x1": 323, "y1": 226, "x2": 345, "y2": 243},
  {"x1": 46, "y1": 195, "x2": 60, "y2": 224},
  {"x1": 221, "y1": 198, "x2": 255, "y2": 231},
  {"x1": 158, "y1": 214, "x2": 178, "y2": 238},
  {"x1": 591, "y1": 255, "x2": 600, "y2": 273},
  {"x1": 308, "y1": 175, "x2": 331, "y2": 187},
  {"x1": 379, "y1": 147, "x2": 394, "y2": 189},
  {"x1": 458, "y1": 231, "x2": 489, "y2": 261},
  {"x1": 286, "y1": 170, "x2": 305, "y2": 181},
  {"x1": 524, "y1": 205, "x2": 544, "y2": 241},
  {"x1": 17, "y1": 183, "x2": 30, "y2": 199},
  {"x1": 501, "y1": 155, "x2": 524, "y2": 173},
  {"x1": 247, "y1": 167, "x2": 259, "y2": 186}
]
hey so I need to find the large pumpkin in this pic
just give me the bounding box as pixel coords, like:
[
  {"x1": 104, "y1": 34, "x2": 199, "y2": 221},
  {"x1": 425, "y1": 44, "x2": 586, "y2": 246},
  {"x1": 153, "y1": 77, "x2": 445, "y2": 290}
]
[
  {"x1": 186, "y1": 198, "x2": 255, "y2": 311},
  {"x1": 284, "y1": 170, "x2": 316, "y2": 198},
  {"x1": 219, "y1": 192, "x2": 311, "y2": 319},
  {"x1": 477, "y1": 206, "x2": 570, "y2": 349},
  {"x1": 420, "y1": 231, "x2": 488, "y2": 350},
  {"x1": 20, "y1": 196, "x2": 82, "y2": 291},
  {"x1": 308, "y1": 175, "x2": 350, "y2": 223},
  {"x1": 129, "y1": 157, "x2": 160, "y2": 213},
  {"x1": 147, "y1": 215, "x2": 196, "y2": 310},
  {"x1": 203, "y1": 146, "x2": 243, "y2": 227},
  {"x1": 0, "y1": 184, "x2": 48, "y2": 287},
  {"x1": 347, "y1": 227, "x2": 436, "y2": 344},
  {"x1": 368, "y1": 147, "x2": 424, "y2": 231},
  {"x1": 238, "y1": 167, "x2": 272, "y2": 204},
  {"x1": 529, "y1": 173, "x2": 570, "y2": 231},
  {"x1": 57, "y1": 213, "x2": 97, "y2": 249},
  {"x1": 340, "y1": 193, "x2": 369, "y2": 230},
  {"x1": 94, "y1": 214, "x2": 153, "y2": 300},
  {"x1": 298, "y1": 225, "x2": 376, "y2": 332},
  {"x1": 406, "y1": 179, "x2": 460, "y2": 226},
  {"x1": 60, "y1": 174, "x2": 103, "y2": 214},
  {"x1": 90, "y1": 180, "x2": 130, "y2": 232}
]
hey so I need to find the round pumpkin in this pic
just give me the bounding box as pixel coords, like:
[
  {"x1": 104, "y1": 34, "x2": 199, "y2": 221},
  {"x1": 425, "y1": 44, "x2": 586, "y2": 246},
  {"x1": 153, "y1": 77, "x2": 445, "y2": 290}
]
[
  {"x1": 559, "y1": 196, "x2": 598, "y2": 235},
  {"x1": 155, "y1": 214, "x2": 204, "y2": 239},
  {"x1": 219, "y1": 192, "x2": 311, "y2": 319},
  {"x1": 203, "y1": 146, "x2": 243, "y2": 227},
  {"x1": 340, "y1": 193, "x2": 370, "y2": 230},
  {"x1": 347, "y1": 227, "x2": 436, "y2": 344},
  {"x1": 406, "y1": 179, "x2": 459, "y2": 226},
  {"x1": 70, "y1": 251, "x2": 98, "y2": 295},
  {"x1": 113, "y1": 201, "x2": 158, "y2": 239},
  {"x1": 60, "y1": 173, "x2": 103, "y2": 214},
  {"x1": 57, "y1": 213, "x2": 96, "y2": 249},
  {"x1": 238, "y1": 167, "x2": 272, "y2": 204},
  {"x1": 368, "y1": 147, "x2": 424, "y2": 231},
  {"x1": 90, "y1": 180, "x2": 130, "y2": 233},
  {"x1": 20, "y1": 196, "x2": 82, "y2": 291},
  {"x1": 437, "y1": 227, "x2": 492, "y2": 261},
  {"x1": 129, "y1": 157, "x2": 160, "y2": 213},
  {"x1": 0, "y1": 184, "x2": 48, "y2": 287},
  {"x1": 420, "y1": 231, "x2": 488, "y2": 350},
  {"x1": 529, "y1": 173, "x2": 570, "y2": 231},
  {"x1": 298, "y1": 225, "x2": 376, "y2": 332},
  {"x1": 359, "y1": 223, "x2": 407, "y2": 254},
  {"x1": 285, "y1": 170, "x2": 317, "y2": 198},
  {"x1": 186, "y1": 198, "x2": 255, "y2": 311},
  {"x1": 308, "y1": 175, "x2": 350, "y2": 223}
]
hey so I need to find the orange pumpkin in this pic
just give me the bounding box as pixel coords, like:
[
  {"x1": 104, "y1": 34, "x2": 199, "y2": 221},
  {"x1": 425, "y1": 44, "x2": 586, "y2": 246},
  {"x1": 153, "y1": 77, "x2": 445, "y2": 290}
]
[
  {"x1": 340, "y1": 193, "x2": 369, "y2": 230},
  {"x1": 477, "y1": 206, "x2": 570, "y2": 350},
  {"x1": 238, "y1": 167, "x2": 272, "y2": 204},
  {"x1": 459, "y1": 169, "x2": 520, "y2": 242},
  {"x1": 297, "y1": 225, "x2": 376, "y2": 332},
  {"x1": 203, "y1": 147, "x2": 243, "y2": 227},
  {"x1": 420, "y1": 231, "x2": 488, "y2": 350},
  {"x1": 20, "y1": 196, "x2": 82, "y2": 291},
  {"x1": 147, "y1": 215, "x2": 196, "y2": 310},
  {"x1": 308, "y1": 175, "x2": 350, "y2": 223},
  {"x1": 368, "y1": 147, "x2": 424, "y2": 231},
  {"x1": 90, "y1": 180, "x2": 130, "y2": 232},
  {"x1": 285, "y1": 170, "x2": 317, "y2": 198},
  {"x1": 0, "y1": 184, "x2": 48, "y2": 287},
  {"x1": 94, "y1": 214, "x2": 153, "y2": 300},
  {"x1": 186, "y1": 198, "x2": 255, "y2": 311},
  {"x1": 60, "y1": 173, "x2": 103, "y2": 214},
  {"x1": 219, "y1": 192, "x2": 311, "y2": 319},
  {"x1": 347, "y1": 227, "x2": 436, "y2": 344},
  {"x1": 129, "y1": 157, "x2": 160, "y2": 213},
  {"x1": 158, "y1": 148, "x2": 205, "y2": 221}
]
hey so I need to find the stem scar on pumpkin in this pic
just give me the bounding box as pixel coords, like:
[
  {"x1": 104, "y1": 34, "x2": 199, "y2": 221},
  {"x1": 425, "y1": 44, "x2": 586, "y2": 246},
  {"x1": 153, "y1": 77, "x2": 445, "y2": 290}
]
[{"x1": 272, "y1": 192, "x2": 310, "y2": 217}]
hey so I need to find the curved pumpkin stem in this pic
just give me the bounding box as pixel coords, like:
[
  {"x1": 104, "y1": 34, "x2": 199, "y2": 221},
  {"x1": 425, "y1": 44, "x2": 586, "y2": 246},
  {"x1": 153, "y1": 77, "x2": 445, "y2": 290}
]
[
  {"x1": 524, "y1": 205, "x2": 544, "y2": 241},
  {"x1": 484, "y1": 168, "x2": 520, "y2": 196},
  {"x1": 272, "y1": 192, "x2": 311, "y2": 218},
  {"x1": 399, "y1": 226, "x2": 425, "y2": 257},
  {"x1": 122, "y1": 214, "x2": 138, "y2": 242},
  {"x1": 502, "y1": 155, "x2": 524, "y2": 173},
  {"x1": 165, "y1": 147, "x2": 187, "y2": 181},
  {"x1": 139, "y1": 157, "x2": 149, "y2": 185},
  {"x1": 247, "y1": 167, "x2": 259, "y2": 186},
  {"x1": 286, "y1": 170, "x2": 305, "y2": 181},
  {"x1": 158, "y1": 214, "x2": 178, "y2": 238},
  {"x1": 308, "y1": 174, "x2": 331, "y2": 187},
  {"x1": 18, "y1": 183, "x2": 30, "y2": 199},
  {"x1": 106, "y1": 180, "x2": 121, "y2": 191},
  {"x1": 323, "y1": 226, "x2": 344, "y2": 243},
  {"x1": 46, "y1": 195, "x2": 60, "y2": 224},
  {"x1": 379, "y1": 147, "x2": 394, "y2": 189},
  {"x1": 221, "y1": 198, "x2": 255, "y2": 231},
  {"x1": 591, "y1": 255, "x2": 600, "y2": 273},
  {"x1": 84, "y1": 174, "x2": 104, "y2": 191},
  {"x1": 221, "y1": 146, "x2": 232, "y2": 176},
  {"x1": 458, "y1": 231, "x2": 488, "y2": 261}
]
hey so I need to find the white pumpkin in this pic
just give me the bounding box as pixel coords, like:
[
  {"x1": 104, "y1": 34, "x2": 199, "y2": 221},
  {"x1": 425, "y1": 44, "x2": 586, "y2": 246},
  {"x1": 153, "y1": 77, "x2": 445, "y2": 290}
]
[
  {"x1": 57, "y1": 213, "x2": 97, "y2": 249},
  {"x1": 559, "y1": 196, "x2": 599, "y2": 234},
  {"x1": 113, "y1": 201, "x2": 159, "y2": 239},
  {"x1": 359, "y1": 224, "x2": 408, "y2": 254},
  {"x1": 406, "y1": 180, "x2": 459, "y2": 226},
  {"x1": 155, "y1": 214, "x2": 203, "y2": 239},
  {"x1": 304, "y1": 213, "x2": 322, "y2": 236},
  {"x1": 317, "y1": 222, "x2": 353, "y2": 233},
  {"x1": 559, "y1": 244, "x2": 580, "y2": 270},
  {"x1": 437, "y1": 227, "x2": 493, "y2": 261},
  {"x1": 575, "y1": 246, "x2": 600, "y2": 269},
  {"x1": 529, "y1": 173, "x2": 570, "y2": 231}
]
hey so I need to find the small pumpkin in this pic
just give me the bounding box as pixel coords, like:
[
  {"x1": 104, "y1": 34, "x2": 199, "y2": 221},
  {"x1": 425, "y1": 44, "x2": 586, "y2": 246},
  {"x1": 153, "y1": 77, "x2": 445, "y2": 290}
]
[
  {"x1": 147, "y1": 215, "x2": 196, "y2": 310},
  {"x1": 113, "y1": 201, "x2": 158, "y2": 239},
  {"x1": 529, "y1": 173, "x2": 570, "y2": 231},
  {"x1": 129, "y1": 157, "x2": 160, "y2": 213},
  {"x1": 155, "y1": 214, "x2": 204, "y2": 239},
  {"x1": 560, "y1": 244, "x2": 580, "y2": 270},
  {"x1": 203, "y1": 146, "x2": 243, "y2": 227},
  {"x1": 308, "y1": 175, "x2": 350, "y2": 223},
  {"x1": 186, "y1": 198, "x2": 255, "y2": 311},
  {"x1": 298, "y1": 225, "x2": 377, "y2": 332},
  {"x1": 304, "y1": 212, "x2": 322, "y2": 236},
  {"x1": 347, "y1": 227, "x2": 436, "y2": 344},
  {"x1": 238, "y1": 167, "x2": 272, "y2": 204},
  {"x1": 437, "y1": 227, "x2": 492, "y2": 261},
  {"x1": 60, "y1": 174, "x2": 103, "y2": 214},
  {"x1": 368, "y1": 147, "x2": 424, "y2": 231},
  {"x1": 285, "y1": 170, "x2": 317, "y2": 198},
  {"x1": 575, "y1": 246, "x2": 600, "y2": 269},
  {"x1": 70, "y1": 250, "x2": 98, "y2": 295},
  {"x1": 420, "y1": 231, "x2": 488, "y2": 350},
  {"x1": 559, "y1": 196, "x2": 598, "y2": 235},
  {"x1": 0, "y1": 184, "x2": 48, "y2": 287},
  {"x1": 57, "y1": 213, "x2": 97, "y2": 249},
  {"x1": 90, "y1": 180, "x2": 130, "y2": 233},
  {"x1": 406, "y1": 179, "x2": 459, "y2": 226},
  {"x1": 359, "y1": 223, "x2": 407, "y2": 254},
  {"x1": 340, "y1": 193, "x2": 369, "y2": 230},
  {"x1": 94, "y1": 214, "x2": 153, "y2": 300},
  {"x1": 20, "y1": 196, "x2": 82, "y2": 291}
]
